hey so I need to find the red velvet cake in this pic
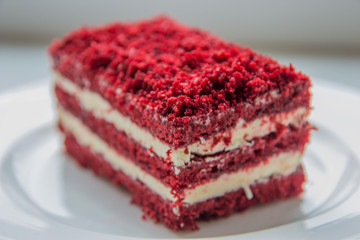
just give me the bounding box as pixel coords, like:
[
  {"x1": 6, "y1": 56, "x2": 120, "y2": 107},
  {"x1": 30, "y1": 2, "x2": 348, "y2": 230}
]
[{"x1": 49, "y1": 16, "x2": 312, "y2": 230}]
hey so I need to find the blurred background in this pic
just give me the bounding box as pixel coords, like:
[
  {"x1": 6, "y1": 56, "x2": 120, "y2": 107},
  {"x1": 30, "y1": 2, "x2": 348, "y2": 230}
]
[{"x1": 1, "y1": 0, "x2": 359, "y2": 93}]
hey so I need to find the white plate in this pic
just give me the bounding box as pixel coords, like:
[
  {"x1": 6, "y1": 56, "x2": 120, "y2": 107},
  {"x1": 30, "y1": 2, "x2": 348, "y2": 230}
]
[{"x1": 1, "y1": 79, "x2": 360, "y2": 240}]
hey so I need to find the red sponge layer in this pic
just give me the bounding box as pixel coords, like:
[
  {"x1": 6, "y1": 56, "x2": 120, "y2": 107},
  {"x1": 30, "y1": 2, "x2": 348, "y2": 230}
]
[{"x1": 63, "y1": 131, "x2": 305, "y2": 230}]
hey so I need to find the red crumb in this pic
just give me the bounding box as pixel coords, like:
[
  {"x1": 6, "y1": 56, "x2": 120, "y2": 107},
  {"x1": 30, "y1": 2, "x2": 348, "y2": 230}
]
[{"x1": 50, "y1": 16, "x2": 311, "y2": 147}]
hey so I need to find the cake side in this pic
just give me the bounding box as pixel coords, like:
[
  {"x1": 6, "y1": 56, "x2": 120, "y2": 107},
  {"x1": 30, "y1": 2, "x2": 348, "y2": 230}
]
[
  {"x1": 57, "y1": 106, "x2": 306, "y2": 203},
  {"x1": 55, "y1": 78, "x2": 311, "y2": 189}
]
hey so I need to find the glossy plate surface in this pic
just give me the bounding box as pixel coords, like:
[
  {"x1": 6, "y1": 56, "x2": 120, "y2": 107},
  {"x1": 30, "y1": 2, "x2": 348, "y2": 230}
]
[{"x1": 1, "y1": 79, "x2": 360, "y2": 239}]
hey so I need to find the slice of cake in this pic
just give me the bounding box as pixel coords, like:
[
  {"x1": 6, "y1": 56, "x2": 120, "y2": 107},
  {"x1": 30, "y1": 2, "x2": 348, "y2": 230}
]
[{"x1": 49, "y1": 16, "x2": 312, "y2": 230}]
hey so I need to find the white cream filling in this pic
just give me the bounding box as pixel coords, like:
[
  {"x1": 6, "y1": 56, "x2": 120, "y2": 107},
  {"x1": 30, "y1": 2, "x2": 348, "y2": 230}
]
[
  {"x1": 54, "y1": 72, "x2": 308, "y2": 167},
  {"x1": 58, "y1": 107, "x2": 176, "y2": 201},
  {"x1": 183, "y1": 151, "x2": 302, "y2": 204},
  {"x1": 58, "y1": 108, "x2": 302, "y2": 204}
]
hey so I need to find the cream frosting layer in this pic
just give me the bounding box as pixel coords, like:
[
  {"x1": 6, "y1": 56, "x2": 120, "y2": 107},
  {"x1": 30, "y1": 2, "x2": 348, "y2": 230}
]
[
  {"x1": 58, "y1": 107, "x2": 303, "y2": 204},
  {"x1": 54, "y1": 72, "x2": 308, "y2": 168}
]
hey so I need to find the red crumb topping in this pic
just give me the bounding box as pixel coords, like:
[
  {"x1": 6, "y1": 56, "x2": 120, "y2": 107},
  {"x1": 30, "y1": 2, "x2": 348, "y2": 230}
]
[{"x1": 50, "y1": 16, "x2": 311, "y2": 147}]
